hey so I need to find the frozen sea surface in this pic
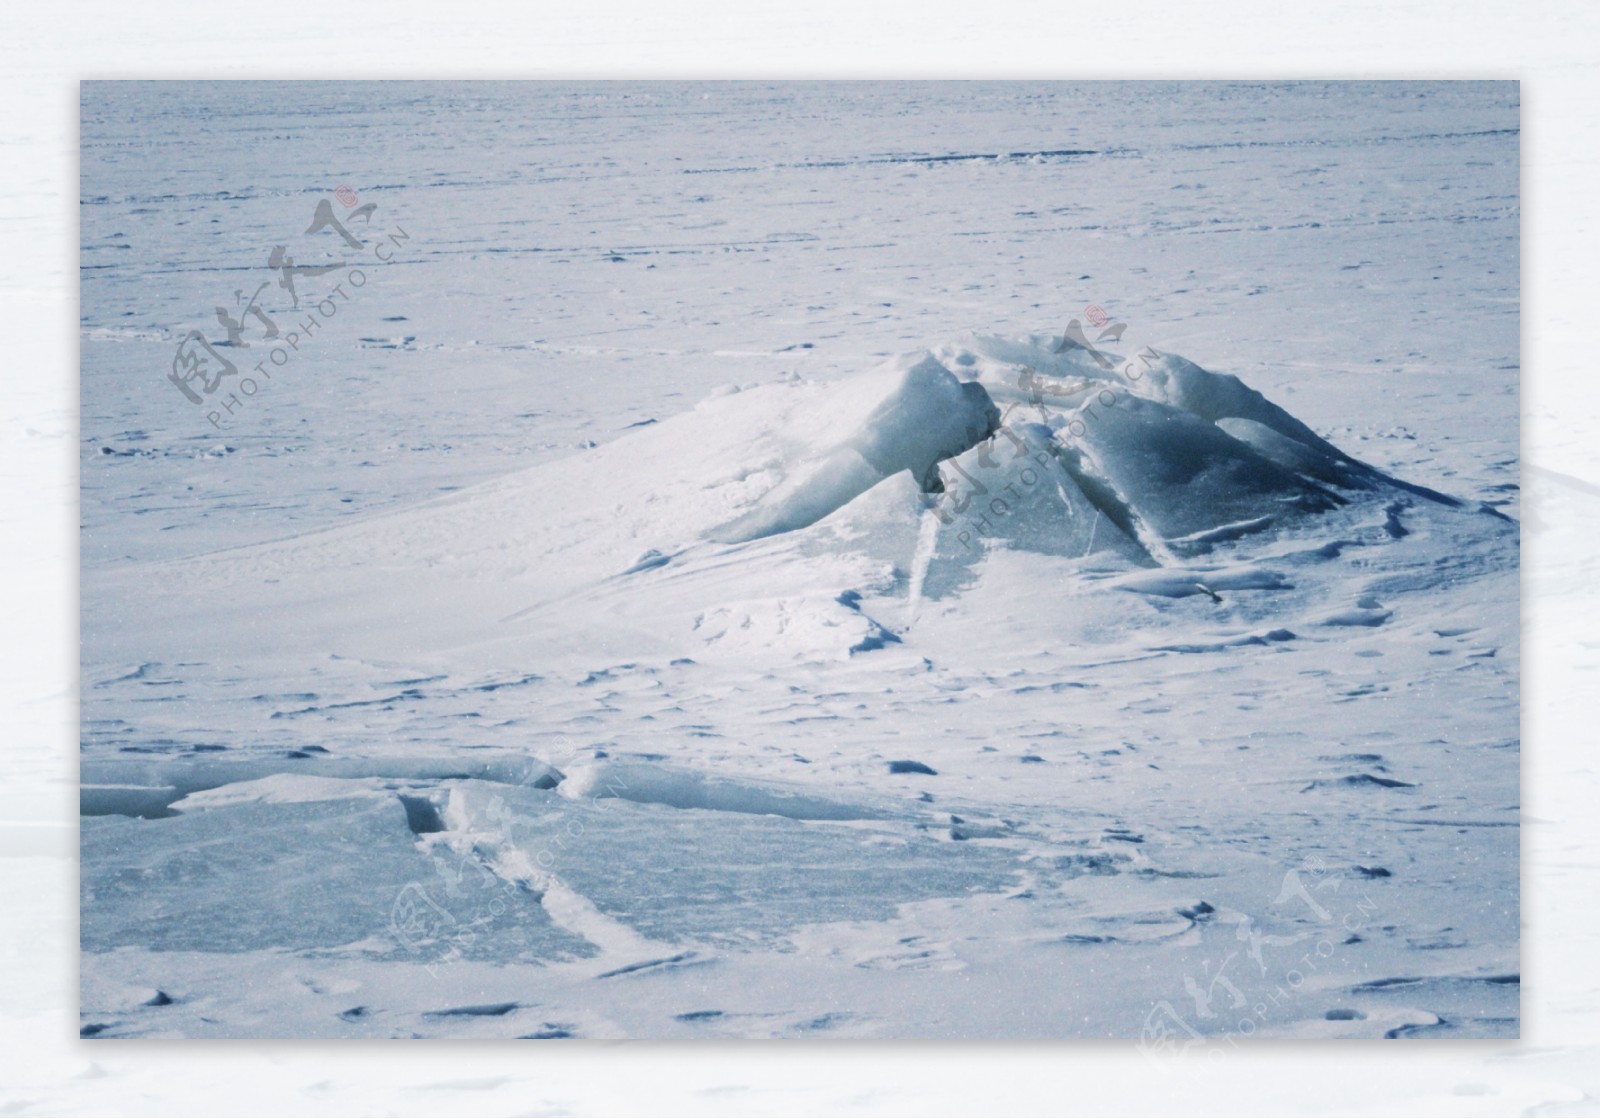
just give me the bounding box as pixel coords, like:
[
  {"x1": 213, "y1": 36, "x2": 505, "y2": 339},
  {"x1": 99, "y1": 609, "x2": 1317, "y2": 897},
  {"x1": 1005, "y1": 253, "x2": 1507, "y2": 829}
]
[{"x1": 79, "y1": 80, "x2": 1519, "y2": 1040}]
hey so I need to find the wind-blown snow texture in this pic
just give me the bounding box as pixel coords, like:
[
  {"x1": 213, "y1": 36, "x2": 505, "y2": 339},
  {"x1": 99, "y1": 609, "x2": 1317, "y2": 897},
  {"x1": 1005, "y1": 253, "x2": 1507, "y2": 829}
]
[{"x1": 80, "y1": 81, "x2": 1519, "y2": 1041}]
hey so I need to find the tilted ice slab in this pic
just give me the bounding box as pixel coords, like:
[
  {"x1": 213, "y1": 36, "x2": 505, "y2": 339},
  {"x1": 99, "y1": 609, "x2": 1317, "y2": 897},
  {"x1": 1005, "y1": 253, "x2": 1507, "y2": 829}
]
[
  {"x1": 709, "y1": 355, "x2": 1000, "y2": 543},
  {"x1": 80, "y1": 754, "x2": 563, "y2": 819}
]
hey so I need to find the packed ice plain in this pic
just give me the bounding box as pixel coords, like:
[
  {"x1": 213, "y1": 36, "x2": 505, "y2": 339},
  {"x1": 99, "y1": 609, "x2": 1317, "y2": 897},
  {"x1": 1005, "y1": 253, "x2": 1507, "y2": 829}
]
[{"x1": 79, "y1": 81, "x2": 1519, "y2": 1040}]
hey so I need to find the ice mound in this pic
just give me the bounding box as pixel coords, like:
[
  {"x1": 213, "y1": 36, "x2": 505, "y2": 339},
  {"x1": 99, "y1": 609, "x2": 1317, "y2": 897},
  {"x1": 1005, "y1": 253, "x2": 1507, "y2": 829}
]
[{"x1": 711, "y1": 332, "x2": 1464, "y2": 564}]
